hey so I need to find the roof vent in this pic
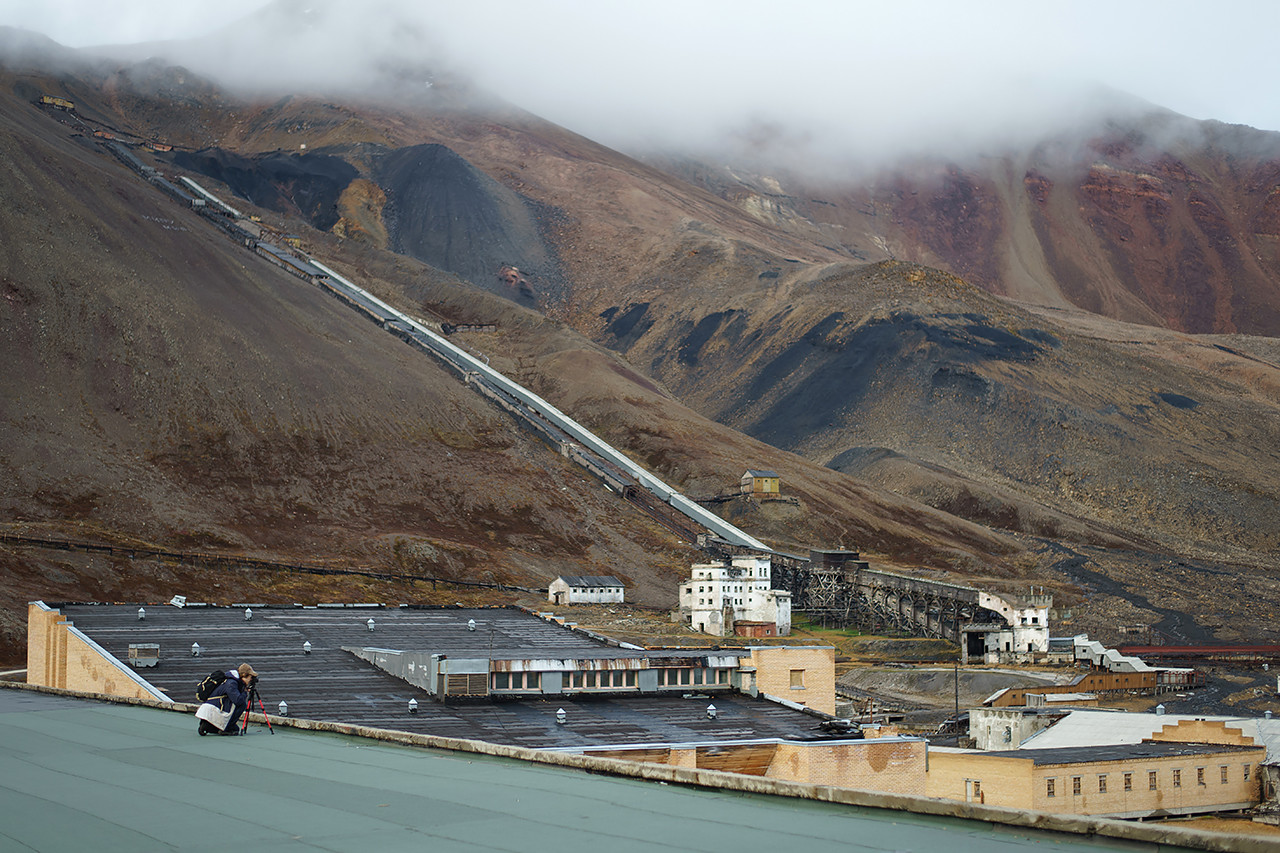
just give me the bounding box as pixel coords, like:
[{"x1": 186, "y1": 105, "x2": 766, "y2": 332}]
[
  {"x1": 707, "y1": 704, "x2": 717, "y2": 720},
  {"x1": 244, "y1": 608, "x2": 253, "y2": 621},
  {"x1": 467, "y1": 619, "x2": 476, "y2": 632},
  {"x1": 303, "y1": 641, "x2": 312, "y2": 654},
  {"x1": 137, "y1": 607, "x2": 146, "y2": 621},
  {"x1": 1267, "y1": 711, "x2": 1274, "y2": 720},
  {"x1": 367, "y1": 618, "x2": 376, "y2": 632},
  {"x1": 556, "y1": 708, "x2": 567, "y2": 725},
  {"x1": 1155, "y1": 704, "x2": 1165, "y2": 715},
  {"x1": 278, "y1": 700, "x2": 288, "y2": 716},
  {"x1": 408, "y1": 698, "x2": 418, "y2": 714},
  {"x1": 191, "y1": 642, "x2": 201, "y2": 657}
]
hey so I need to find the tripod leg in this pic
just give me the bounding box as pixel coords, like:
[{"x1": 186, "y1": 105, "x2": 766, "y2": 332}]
[{"x1": 255, "y1": 693, "x2": 275, "y2": 734}]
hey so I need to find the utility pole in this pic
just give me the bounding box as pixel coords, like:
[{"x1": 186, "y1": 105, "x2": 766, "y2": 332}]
[{"x1": 954, "y1": 661, "x2": 960, "y2": 719}]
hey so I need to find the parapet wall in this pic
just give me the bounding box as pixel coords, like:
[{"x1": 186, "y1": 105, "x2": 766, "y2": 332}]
[{"x1": 26, "y1": 602, "x2": 166, "y2": 701}]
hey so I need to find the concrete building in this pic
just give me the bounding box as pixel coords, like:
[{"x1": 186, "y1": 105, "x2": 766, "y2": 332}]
[
  {"x1": 678, "y1": 555, "x2": 791, "y2": 637},
  {"x1": 547, "y1": 575, "x2": 624, "y2": 605},
  {"x1": 971, "y1": 706, "x2": 1078, "y2": 750},
  {"x1": 965, "y1": 589, "x2": 1051, "y2": 659}
]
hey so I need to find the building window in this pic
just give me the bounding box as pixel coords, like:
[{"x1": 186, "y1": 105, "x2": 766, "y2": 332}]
[
  {"x1": 1220, "y1": 765, "x2": 1228, "y2": 784},
  {"x1": 790, "y1": 669, "x2": 805, "y2": 689},
  {"x1": 1123, "y1": 772, "x2": 1132, "y2": 792},
  {"x1": 1197, "y1": 767, "x2": 1205, "y2": 787},
  {"x1": 693, "y1": 668, "x2": 704, "y2": 685},
  {"x1": 1098, "y1": 774, "x2": 1107, "y2": 794},
  {"x1": 1173, "y1": 769, "x2": 1181, "y2": 788},
  {"x1": 1046, "y1": 778, "x2": 1056, "y2": 798},
  {"x1": 717, "y1": 669, "x2": 729, "y2": 684},
  {"x1": 493, "y1": 672, "x2": 510, "y2": 690},
  {"x1": 1072, "y1": 776, "x2": 1082, "y2": 796},
  {"x1": 1149, "y1": 771, "x2": 1158, "y2": 790},
  {"x1": 679, "y1": 668, "x2": 692, "y2": 686},
  {"x1": 1245, "y1": 765, "x2": 1251, "y2": 782},
  {"x1": 625, "y1": 671, "x2": 636, "y2": 687},
  {"x1": 972, "y1": 781, "x2": 981, "y2": 799}
]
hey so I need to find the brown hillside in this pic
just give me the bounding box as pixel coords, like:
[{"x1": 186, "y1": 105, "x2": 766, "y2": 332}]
[{"x1": 3, "y1": 37, "x2": 1280, "y2": 665}]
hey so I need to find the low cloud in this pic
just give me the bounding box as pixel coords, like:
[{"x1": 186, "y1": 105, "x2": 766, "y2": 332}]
[{"x1": 9, "y1": 0, "x2": 1280, "y2": 170}]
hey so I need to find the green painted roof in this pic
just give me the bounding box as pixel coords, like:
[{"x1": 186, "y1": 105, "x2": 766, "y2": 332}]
[{"x1": 0, "y1": 689, "x2": 1215, "y2": 853}]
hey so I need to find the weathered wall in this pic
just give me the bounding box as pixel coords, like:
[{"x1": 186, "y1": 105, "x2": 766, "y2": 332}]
[
  {"x1": 927, "y1": 749, "x2": 1031, "y2": 807},
  {"x1": 749, "y1": 645, "x2": 836, "y2": 715},
  {"x1": 770, "y1": 738, "x2": 926, "y2": 795},
  {"x1": 584, "y1": 737, "x2": 926, "y2": 795}
]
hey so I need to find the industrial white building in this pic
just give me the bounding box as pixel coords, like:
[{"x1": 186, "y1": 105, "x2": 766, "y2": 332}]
[
  {"x1": 678, "y1": 555, "x2": 791, "y2": 637},
  {"x1": 962, "y1": 590, "x2": 1052, "y2": 661}
]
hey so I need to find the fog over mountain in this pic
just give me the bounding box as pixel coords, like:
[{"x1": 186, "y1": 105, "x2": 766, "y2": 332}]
[{"x1": 6, "y1": 0, "x2": 1280, "y2": 170}]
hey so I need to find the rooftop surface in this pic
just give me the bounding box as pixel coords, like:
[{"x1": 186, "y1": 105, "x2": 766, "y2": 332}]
[
  {"x1": 984, "y1": 741, "x2": 1261, "y2": 766},
  {"x1": 0, "y1": 690, "x2": 1212, "y2": 853},
  {"x1": 1020, "y1": 709, "x2": 1280, "y2": 761},
  {"x1": 50, "y1": 604, "x2": 824, "y2": 749}
]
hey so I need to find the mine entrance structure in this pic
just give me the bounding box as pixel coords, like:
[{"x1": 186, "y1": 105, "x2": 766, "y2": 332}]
[{"x1": 766, "y1": 548, "x2": 1053, "y2": 662}]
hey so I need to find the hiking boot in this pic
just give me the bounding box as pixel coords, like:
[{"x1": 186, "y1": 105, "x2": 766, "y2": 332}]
[{"x1": 198, "y1": 720, "x2": 218, "y2": 736}]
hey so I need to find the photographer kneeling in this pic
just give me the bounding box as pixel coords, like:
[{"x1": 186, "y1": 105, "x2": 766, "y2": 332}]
[{"x1": 196, "y1": 663, "x2": 259, "y2": 736}]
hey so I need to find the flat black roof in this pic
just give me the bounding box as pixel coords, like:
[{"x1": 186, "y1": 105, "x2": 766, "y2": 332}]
[
  {"x1": 982, "y1": 741, "x2": 1261, "y2": 766},
  {"x1": 48, "y1": 603, "x2": 830, "y2": 750}
]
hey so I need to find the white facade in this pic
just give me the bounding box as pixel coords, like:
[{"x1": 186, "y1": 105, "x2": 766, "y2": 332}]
[
  {"x1": 548, "y1": 576, "x2": 625, "y2": 605},
  {"x1": 678, "y1": 556, "x2": 791, "y2": 637},
  {"x1": 976, "y1": 591, "x2": 1050, "y2": 660},
  {"x1": 970, "y1": 707, "x2": 1066, "y2": 750}
]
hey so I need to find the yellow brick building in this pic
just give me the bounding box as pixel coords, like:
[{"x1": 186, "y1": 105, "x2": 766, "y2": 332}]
[
  {"x1": 743, "y1": 645, "x2": 836, "y2": 716},
  {"x1": 926, "y1": 720, "x2": 1264, "y2": 818}
]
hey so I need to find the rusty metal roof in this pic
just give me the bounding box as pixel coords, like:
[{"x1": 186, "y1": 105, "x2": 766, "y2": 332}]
[{"x1": 49, "y1": 603, "x2": 828, "y2": 749}]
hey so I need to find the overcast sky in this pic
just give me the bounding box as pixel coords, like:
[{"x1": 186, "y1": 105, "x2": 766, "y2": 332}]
[{"x1": 2, "y1": 0, "x2": 1277, "y2": 164}]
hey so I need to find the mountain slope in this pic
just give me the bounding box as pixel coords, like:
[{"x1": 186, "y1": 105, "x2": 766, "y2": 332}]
[
  {"x1": 4, "y1": 32, "x2": 1280, "y2": 657},
  {"x1": 670, "y1": 112, "x2": 1280, "y2": 336}
]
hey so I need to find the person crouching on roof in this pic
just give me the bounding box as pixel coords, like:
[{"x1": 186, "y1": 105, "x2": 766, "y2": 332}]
[{"x1": 196, "y1": 663, "x2": 258, "y2": 736}]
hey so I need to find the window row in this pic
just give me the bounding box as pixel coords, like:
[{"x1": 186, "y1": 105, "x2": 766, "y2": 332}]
[
  {"x1": 655, "y1": 668, "x2": 731, "y2": 687},
  {"x1": 491, "y1": 672, "x2": 541, "y2": 690},
  {"x1": 1046, "y1": 764, "x2": 1252, "y2": 798},
  {"x1": 490, "y1": 669, "x2": 733, "y2": 691}
]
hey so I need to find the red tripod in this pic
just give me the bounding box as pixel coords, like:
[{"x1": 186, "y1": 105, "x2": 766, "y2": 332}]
[{"x1": 239, "y1": 682, "x2": 275, "y2": 735}]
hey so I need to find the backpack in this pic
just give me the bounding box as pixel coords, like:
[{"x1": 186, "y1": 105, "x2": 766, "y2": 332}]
[{"x1": 195, "y1": 669, "x2": 227, "y2": 703}]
